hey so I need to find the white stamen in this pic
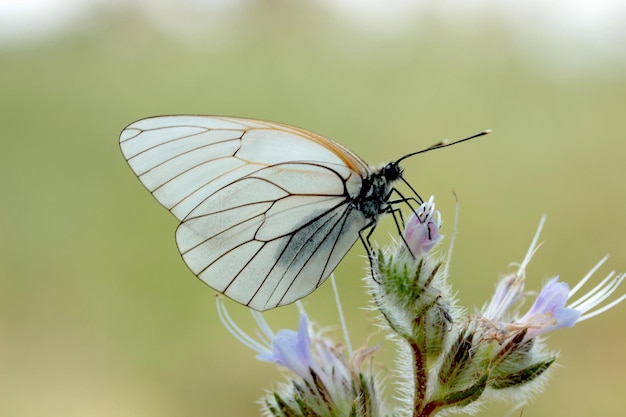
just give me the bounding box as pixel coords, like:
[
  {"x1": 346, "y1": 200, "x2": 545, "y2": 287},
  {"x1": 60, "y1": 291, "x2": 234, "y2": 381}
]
[
  {"x1": 518, "y1": 215, "x2": 546, "y2": 275},
  {"x1": 578, "y1": 291, "x2": 626, "y2": 322},
  {"x1": 216, "y1": 297, "x2": 270, "y2": 354},
  {"x1": 568, "y1": 270, "x2": 616, "y2": 310},
  {"x1": 252, "y1": 310, "x2": 274, "y2": 346},
  {"x1": 572, "y1": 271, "x2": 626, "y2": 321},
  {"x1": 568, "y1": 255, "x2": 609, "y2": 298}
]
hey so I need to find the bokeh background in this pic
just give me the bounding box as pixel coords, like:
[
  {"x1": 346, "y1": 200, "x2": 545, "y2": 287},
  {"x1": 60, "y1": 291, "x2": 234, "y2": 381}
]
[{"x1": 1, "y1": 1, "x2": 625, "y2": 416}]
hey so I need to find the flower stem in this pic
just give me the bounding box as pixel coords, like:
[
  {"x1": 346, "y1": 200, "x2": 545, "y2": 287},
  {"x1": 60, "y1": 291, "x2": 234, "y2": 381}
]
[
  {"x1": 415, "y1": 402, "x2": 437, "y2": 417},
  {"x1": 410, "y1": 335, "x2": 428, "y2": 417}
]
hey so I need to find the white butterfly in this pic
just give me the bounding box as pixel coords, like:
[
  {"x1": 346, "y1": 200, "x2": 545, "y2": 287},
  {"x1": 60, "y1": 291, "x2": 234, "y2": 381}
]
[{"x1": 120, "y1": 115, "x2": 485, "y2": 311}]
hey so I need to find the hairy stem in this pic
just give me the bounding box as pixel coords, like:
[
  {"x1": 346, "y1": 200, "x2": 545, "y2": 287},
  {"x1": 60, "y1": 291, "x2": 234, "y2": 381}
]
[{"x1": 410, "y1": 335, "x2": 428, "y2": 417}]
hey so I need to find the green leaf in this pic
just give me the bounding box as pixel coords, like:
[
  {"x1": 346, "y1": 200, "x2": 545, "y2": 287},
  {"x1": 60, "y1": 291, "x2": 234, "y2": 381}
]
[{"x1": 490, "y1": 358, "x2": 556, "y2": 389}]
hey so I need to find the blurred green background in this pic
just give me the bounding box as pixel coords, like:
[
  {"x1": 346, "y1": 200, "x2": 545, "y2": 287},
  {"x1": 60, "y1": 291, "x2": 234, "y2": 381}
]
[{"x1": 1, "y1": 2, "x2": 625, "y2": 416}]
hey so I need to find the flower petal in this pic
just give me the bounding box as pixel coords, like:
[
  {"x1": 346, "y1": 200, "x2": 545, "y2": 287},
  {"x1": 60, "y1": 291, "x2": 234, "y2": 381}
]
[
  {"x1": 526, "y1": 307, "x2": 581, "y2": 337},
  {"x1": 522, "y1": 278, "x2": 570, "y2": 319},
  {"x1": 257, "y1": 313, "x2": 316, "y2": 379}
]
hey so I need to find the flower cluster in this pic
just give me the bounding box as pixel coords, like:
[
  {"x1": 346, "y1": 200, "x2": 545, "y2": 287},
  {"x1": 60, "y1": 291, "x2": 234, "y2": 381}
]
[
  {"x1": 219, "y1": 196, "x2": 624, "y2": 417},
  {"x1": 217, "y1": 300, "x2": 383, "y2": 417}
]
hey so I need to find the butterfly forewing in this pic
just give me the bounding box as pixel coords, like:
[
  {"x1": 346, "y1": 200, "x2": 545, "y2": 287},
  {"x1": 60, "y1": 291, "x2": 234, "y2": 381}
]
[
  {"x1": 120, "y1": 116, "x2": 368, "y2": 219},
  {"x1": 120, "y1": 116, "x2": 373, "y2": 310}
]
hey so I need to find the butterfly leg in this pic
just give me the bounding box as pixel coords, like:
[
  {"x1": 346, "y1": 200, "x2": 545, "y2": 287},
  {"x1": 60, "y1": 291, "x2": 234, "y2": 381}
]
[
  {"x1": 387, "y1": 204, "x2": 417, "y2": 259},
  {"x1": 359, "y1": 221, "x2": 381, "y2": 283},
  {"x1": 386, "y1": 187, "x2": 422, "y2": 228}
]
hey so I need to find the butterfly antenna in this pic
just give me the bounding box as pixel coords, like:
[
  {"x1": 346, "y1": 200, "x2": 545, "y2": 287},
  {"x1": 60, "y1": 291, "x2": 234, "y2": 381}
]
[{"x1": 395, "y1": 129, "x2": 492, "y2": 164}]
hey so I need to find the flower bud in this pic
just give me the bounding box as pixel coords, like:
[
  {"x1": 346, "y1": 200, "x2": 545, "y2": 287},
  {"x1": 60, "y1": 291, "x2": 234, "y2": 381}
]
[{"x1": 402, "y1": 196, "x2": 443, "y2": 257}]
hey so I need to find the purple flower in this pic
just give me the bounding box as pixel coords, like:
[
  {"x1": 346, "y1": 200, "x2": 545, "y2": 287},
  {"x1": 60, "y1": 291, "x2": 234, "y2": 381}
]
[
  {"x1": 216, "y1": 298, "x2": 382, "y2": 416},
  {"x1": 216, "y1": 297, "x2": 376, "y2": 383},
  {"x1": 481, "y1": 216, "x2": 625, "y2": 340},
  {"x1": 517, "y1": 277, "x2": 581, "y2": 337},
  {"x1": 216, "y1": 298, "x2": 319, "y2": 380},
  {"x1": 403, "y1": 196, "x2": 443, "y2": 256},
  {"x1": 255, "y1": 313, "x2": 318, "y2": 379},
  {"x1": 514, "y1": 257, "x2": 625, "y2": 338}
]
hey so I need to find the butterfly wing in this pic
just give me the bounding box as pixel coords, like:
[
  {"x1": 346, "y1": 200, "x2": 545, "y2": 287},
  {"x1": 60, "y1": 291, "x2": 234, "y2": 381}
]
[{"x1": 120, "y1": 116, "x2": 370, "y2": 310}]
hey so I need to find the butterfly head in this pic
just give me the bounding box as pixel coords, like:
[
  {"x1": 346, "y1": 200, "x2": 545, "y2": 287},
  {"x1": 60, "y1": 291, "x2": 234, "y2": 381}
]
[{"x1": 381, "y1": 161, "x2": 404, "y2": 183}]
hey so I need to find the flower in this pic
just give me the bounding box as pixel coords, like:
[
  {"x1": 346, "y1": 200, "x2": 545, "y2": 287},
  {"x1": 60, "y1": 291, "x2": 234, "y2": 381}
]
[
  {"x1": 216, "y1": 297, "x2": 316, "y2": 379},
  {"x1": 516, "y1": 277, "x2": 579, "y2": 337},
  {"x1": 256, "y1": 313, "x2": 318, "y2": 379},
  {"x1": 520, "y1": 258, "x2": 625, "y2": 338},
  {"x1": 213, "y1": 207, "x2": 625, "y2": 417},
  {"x1": 216, "y1": 298, "x2": 383, "y2": 417},
  {"x1": 402, "y1": 196, "x2": 443, "y2": 257},
  {"x1": 481, "y1": 216, "x2": 626, "y2": 341},
  {"x1": 481, "y1": 216, "x2": 546, "y2": 322}
]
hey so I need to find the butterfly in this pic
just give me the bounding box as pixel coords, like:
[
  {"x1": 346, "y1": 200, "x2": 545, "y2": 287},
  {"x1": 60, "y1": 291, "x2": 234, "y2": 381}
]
[{"x1": 120, "y1": 115, "x2": 487, "y2": 311}]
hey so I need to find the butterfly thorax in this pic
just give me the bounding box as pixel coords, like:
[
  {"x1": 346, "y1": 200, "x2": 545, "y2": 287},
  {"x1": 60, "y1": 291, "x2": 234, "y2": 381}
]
[{"x1": 352, "y1": 162, "x2": 403, "y2": 219}]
